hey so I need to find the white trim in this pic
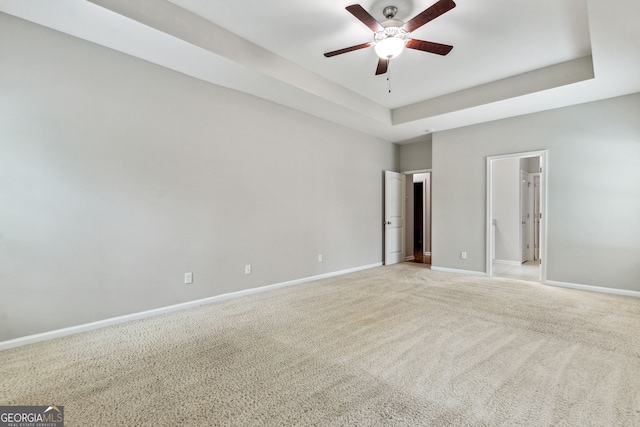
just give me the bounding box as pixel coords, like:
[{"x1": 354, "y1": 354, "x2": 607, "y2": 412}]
[
  {"x1": 405, "y1": 256, "x2": 416, "y2": 261},
  {"x1": 0, "y1": 263, "x2": 382, "y2": 351},
  {"x1": 431, "y1": 266, "x2": 487, "y2": 277},
  {"x1": 424, "y1": 173, "x2": 431, "y2": 255},
  {"x1": 544, "y1": 280, "x2": 640, "y2": 298},
  {"x1": 530, "y1": 172, "x2": 541, "y2": 261},
  {"x1": 486, "y1": 156, "x2": 494, "y2": 277},
  {"x1": 401, "y1": 168, "x2": 432, "y2": 175},
  {"x1": 493, "y1": 259, "x2": 522, "y2": 266}
]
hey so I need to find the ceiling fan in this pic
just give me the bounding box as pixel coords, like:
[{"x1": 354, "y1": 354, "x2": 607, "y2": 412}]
[{"x1": 324, "y1": 0, "x2": 456, "y2": 75}]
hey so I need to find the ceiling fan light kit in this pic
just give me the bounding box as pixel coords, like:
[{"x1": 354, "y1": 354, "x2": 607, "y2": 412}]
[
  {"x1": 324, "y1": 0, "x2": 456, "y2": 75},
  {"x1": 374, "y1": 26, "x2": 408, "y2": 59}
]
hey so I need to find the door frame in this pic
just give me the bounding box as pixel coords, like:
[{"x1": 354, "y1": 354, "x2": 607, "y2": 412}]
[
  {"x1": 521, "y1": 169, "x2": 534, "y2": 263},
  {"x1": 403, "y1": 169, "x2": 432, "y2": 263},
  {"x1": 531, "y1": 173, "x2": 541, "y2": 260},
  {"x1": 486, "y1": 150, "x2": 548, "y2": 281}
]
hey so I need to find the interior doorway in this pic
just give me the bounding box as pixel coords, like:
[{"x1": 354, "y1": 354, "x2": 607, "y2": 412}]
[
  {"x1": 410, "y1": 172, "x2": 431, "y2": 264},
  {"x1": 414, "y1": 181, "x2": 424, "y2": 261},
  {"x1": 487, "y1": 151, "x2": 547, "y2": 282}
]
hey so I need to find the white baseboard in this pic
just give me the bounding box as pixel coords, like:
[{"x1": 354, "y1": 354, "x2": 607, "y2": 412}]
[
  {"x1": 430, "y1": 266, "x2": 487, "y2": 277},
  {"x1": 493, "y1": 259, "x2": 522, "y2": 266},
  {"x1": 0, "y1": 262, "x2": 382, "y2": 352},
  {"x1": 405, "y1": 256, "x2": 415, "y2": 262},
  {"x1": 544, "y1": 280, "x2": 640, "y2": 298}
]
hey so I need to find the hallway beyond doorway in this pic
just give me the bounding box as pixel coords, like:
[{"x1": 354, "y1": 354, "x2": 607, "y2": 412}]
[
  {"x1": 414, "y1": 249, "x2": 431, "y2": 265},
  {"x1": 492, "y1": 260, "x2": 540, "y2": 282}
]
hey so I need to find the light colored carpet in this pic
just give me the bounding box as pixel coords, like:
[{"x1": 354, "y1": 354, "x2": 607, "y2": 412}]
[{"x1": 1, "y1": 263, "x2": 639, "y2": 426}]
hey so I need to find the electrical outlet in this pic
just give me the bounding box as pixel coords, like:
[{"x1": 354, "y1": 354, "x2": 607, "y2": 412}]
[
  {"x1": 461, "y1": 252, "x2": 467, "y2": 259},
  {"x1": 245, "y1": 264, "x2": 251, "y2": 275},
  {"x1": 184, "y1": 272, "x2": 193, "y2": 284},
  {"x1": 318, "y1": 254, "x2": 323, "y2": 262}
]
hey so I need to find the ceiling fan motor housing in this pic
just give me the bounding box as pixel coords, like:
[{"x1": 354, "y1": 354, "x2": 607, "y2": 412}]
[{"x1": 374, "y1": 24, "x2": 407, "y2": 43}]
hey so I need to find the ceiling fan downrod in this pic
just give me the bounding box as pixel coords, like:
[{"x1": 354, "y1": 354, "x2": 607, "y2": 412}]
[{"x1": 383, "y1": 6, "x2": 398, "y2": 19}]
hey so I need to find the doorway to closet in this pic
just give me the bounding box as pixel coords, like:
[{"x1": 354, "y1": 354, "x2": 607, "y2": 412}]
[{"x1": 410, "y1": 172, "x2": 431, "y2": 265}]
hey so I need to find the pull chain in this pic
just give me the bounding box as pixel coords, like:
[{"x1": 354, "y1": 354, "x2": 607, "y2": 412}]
[{"x1": 387, "y1": 64, "x2": 392, "y2": 93}]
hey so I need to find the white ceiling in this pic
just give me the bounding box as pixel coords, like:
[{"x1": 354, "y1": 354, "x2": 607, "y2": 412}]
[
  {"x1": 168, "y1": 0, "x2": 591, "y2": 109},
  {"x1": 1, "y1": 0, "x2": 640, "y2": 143}
]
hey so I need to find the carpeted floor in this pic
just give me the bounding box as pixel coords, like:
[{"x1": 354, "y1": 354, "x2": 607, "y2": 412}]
[{"x1": 1, "y1": 263, "x2": 639, "y2": 426}]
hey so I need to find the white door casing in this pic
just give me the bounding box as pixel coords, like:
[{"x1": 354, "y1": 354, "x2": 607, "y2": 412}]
[
  {"x1": 533, "y1": 174, "x2": 541, "y2": 260},
  {"x1": 424, "y1": 173, "x2": 432, "y2": 256},
  {"x1": 521, "y1": 170, "x2": 534, "y2": 262},
  {"x1": 385, "y1": 171, "x2": 406, "y2": 265},
  {"x1": 487, "y1": 150, "x2": 547, "y2": 281}
]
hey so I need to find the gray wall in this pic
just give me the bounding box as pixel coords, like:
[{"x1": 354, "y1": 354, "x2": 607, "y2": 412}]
[
  {"x1": 432, "y1": 93, "x2": 640, "y2": 292},
  {"x1": 400, "y1": 138, "x2": 432, "y2": 172},
  {"x1": 0, "y1": 14, "x2": 398, "y2": 341}
]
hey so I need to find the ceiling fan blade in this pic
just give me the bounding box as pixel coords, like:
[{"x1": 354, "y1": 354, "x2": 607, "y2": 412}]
[
  {"x1": 324, "y1": 42, "x2": 372, "y2": 57},
  {"x1": 406, "y1": 39, "x2": 453, "y2": 55},
  {"x1": 375, "y1": 58, "x2": 389, "y2": 75},
  {"x1": 346, "y1": 4, "x2": 383, "y2": 32},
  {"x1": 403, "y1": 0, "x2": 456, "y2": 33}
]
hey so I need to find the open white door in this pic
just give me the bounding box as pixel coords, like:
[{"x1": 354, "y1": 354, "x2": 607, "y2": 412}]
[{"x1": 385, "y1": 171, "x2": 406, "y2": 265}]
